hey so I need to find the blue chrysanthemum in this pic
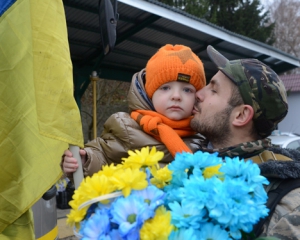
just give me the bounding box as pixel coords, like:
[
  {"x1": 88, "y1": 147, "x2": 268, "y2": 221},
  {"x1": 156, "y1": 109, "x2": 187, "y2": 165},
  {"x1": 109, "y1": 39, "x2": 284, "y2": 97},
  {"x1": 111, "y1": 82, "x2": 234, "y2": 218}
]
[
  {"x1": 212, "y1": 192, "x2": 249, "y2": 226},
  {"x1": 110, "y1": 195, "x2": 151, "y2": 240},
  {"x1": 200, "y1": 222, "x2": 230, "y2": 240},
  {"x1": 168, "y1": 200, "x2": 207, "y2": 229},
  {"x1": 221, "y1": 157, "x2": 269, "y2": 186},
  {"x1": 192, "y1": 151, "x2": 222, "y2": 169},
  {"x1": 169, "y1": 227, "x2": 201, "y2": 240},
  {"x1": 79, "y1": 207, "x2": 111, "y2": 240},
  {"x1": 108, "y1": 229, "x2": 123, "y2": 240},
  {"x1": 164, "y1": 151, "x2": 269, "y2": 239},
  {"x1": 168, "y1": 152, "x2": 195, "y2": 171},
  {"x1": 131, "y1": 185, "x2": 165, "y2": 211},
  {"x1": 166, "y1": 165, "x2": 188, "y2": 192},
  {"x1": 253, "y1": 184, "x2": 269, "y2": 202},
  {"x1": 169, "y1": 151, "x2": 221, "y2": 173},
  {"x1": 208, "y1": 177, "x2": 268, "y2": 235},
  {"x1": 183, "y1": 174, "x2": 216, "y2": 210},
  {"x1": 163, "y1": 185, "x2": 185, "y2": 206}
]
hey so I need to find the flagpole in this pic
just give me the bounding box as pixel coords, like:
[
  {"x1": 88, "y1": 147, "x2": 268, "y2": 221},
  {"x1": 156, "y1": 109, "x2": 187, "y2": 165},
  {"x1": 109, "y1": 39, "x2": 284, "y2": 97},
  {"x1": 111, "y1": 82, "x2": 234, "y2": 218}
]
[
  {"x1": 90, "y1": 71, "x2": 100, "y2": 139},
  {"x1": 71, "y1": 71, "x2": 99, "y2": 189},
  {"x1": 70, "y1": 144, "x2": 84, "y2": 189}
]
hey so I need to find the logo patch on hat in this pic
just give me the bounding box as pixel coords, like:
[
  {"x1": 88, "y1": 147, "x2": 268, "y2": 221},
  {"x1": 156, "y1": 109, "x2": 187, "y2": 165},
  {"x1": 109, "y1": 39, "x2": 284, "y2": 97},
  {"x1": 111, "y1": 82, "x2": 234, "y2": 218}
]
[{"x1": 177, "y1": 73, "x2": 191, "y2": 83}]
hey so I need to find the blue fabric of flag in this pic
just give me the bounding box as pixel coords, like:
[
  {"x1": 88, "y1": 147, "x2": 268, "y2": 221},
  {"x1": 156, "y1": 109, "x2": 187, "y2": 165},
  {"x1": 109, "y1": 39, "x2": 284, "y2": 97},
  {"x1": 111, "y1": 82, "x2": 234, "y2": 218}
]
[{"x1": 0, "y1": 0, "x2": 16, "y2": 16}]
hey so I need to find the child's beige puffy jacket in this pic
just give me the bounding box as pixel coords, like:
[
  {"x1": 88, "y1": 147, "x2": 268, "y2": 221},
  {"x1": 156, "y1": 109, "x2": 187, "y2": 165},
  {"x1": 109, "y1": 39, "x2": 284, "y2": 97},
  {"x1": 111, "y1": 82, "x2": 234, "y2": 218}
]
[{"x1": 82, "y1": 69, "x2": 205, "y2": 177}]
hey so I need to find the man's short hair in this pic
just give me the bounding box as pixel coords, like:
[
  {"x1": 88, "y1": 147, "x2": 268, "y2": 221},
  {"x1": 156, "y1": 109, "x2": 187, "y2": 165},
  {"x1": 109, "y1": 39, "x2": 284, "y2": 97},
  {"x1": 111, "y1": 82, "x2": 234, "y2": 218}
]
[
  {"x1": 228, "y1": 82, "x2": 261, "y2": 139},
  {"x1": 228, "y1": 83, "x2": 243, "y2": 108}
]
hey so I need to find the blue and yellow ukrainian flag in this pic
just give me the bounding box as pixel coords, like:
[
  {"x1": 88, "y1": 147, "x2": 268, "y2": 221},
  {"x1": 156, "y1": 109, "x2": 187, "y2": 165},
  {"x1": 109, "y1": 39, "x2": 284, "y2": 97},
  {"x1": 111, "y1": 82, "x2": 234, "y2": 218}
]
[{"x1": 0, "y1": 0, "x2": 84, "y2": 239}]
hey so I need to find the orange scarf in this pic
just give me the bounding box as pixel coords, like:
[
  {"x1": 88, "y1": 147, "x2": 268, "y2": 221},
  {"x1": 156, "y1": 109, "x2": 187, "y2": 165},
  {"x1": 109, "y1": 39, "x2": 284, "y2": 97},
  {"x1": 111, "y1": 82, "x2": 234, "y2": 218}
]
[{"x1": 131, "y1": 110, "x2": 195, "y2": 157}]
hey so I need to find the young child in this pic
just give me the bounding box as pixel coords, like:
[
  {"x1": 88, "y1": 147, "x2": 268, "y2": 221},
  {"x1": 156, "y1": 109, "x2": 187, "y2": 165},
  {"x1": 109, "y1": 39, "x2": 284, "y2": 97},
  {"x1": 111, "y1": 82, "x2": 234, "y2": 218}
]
[{"x1": 62, "y1": 44, "x2": 206, "y2": 177}]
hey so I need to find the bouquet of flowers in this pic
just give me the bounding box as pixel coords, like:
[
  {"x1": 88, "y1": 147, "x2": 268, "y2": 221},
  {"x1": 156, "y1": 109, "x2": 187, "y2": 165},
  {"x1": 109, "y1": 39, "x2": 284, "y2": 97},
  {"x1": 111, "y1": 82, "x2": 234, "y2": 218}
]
[{"x1": 67, "y1": 147, "x2": 270, "y2": 240}]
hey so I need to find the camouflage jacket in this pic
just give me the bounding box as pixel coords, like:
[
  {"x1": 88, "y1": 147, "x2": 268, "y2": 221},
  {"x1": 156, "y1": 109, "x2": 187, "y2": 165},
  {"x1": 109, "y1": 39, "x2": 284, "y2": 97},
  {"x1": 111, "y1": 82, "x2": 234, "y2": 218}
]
[
  {"x1": 258, "y1": 147, "x2": 300, "y2": 239},
  {"x1": 200, "y1": 140, "x2": 300, "y2": 239}
]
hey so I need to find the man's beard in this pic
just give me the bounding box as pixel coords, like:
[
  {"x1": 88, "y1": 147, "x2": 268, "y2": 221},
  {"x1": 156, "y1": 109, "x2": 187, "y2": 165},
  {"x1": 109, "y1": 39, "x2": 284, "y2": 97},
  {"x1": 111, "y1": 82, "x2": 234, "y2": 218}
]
[{"x1": 191, "y1": 105, "x2": 234, "y2": 147}]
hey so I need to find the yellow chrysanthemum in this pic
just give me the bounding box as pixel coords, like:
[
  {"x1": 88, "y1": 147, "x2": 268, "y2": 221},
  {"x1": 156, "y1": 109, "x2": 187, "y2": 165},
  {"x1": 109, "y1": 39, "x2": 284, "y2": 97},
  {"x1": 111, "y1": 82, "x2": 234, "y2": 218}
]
[
  {"x1": 140, "y1": 206, "x2": 173, "y2": 240},
  {"x1": 96, "y1": 163, "x2": 123, "y2": 178},
  {"x1": 110, "y1": 168, "x2": 148, "y2": 197},
  {"x1": 67, "y1": 174, "x2": 118, "y2": 225},
  {"x1": 66, "y1": 208, "x2": 86, "y2": 225},
  {"x1": 122, "y1": 146, "x2": 164, "y2": 169},
  {"x1": 150, "y1": 166, "x2": 172, "y2": 189},
  {"x1": 67, "y1": 146, "x2": 167, "y2": 227},
  {"x1": 203, "y1": 164, "x2": 224, "y2": 179},
  {"x1": 86, "y1": 174, "x2": 117, "y2": 198}
]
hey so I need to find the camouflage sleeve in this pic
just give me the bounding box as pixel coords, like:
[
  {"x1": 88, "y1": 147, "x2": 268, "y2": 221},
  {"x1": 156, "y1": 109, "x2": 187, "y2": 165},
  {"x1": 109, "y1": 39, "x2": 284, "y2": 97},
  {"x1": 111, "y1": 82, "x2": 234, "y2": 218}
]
[{"x1": 260, "y1": 188, "x2": 300, "y2": 239}]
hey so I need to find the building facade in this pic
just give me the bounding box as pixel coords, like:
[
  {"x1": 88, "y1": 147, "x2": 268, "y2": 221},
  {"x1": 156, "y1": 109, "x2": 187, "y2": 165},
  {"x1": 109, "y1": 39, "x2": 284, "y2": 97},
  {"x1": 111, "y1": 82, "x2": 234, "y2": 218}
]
[{"x1": 278, "y1": 74, "x2": 300, "y2": 135}]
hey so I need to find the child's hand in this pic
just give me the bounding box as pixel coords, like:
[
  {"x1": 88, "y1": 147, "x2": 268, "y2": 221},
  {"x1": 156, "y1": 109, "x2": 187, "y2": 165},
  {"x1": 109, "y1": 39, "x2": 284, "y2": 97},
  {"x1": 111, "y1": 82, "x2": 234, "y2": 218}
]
[{"x1": 63, "y1": 149, "x2": 87, "y2": 174}]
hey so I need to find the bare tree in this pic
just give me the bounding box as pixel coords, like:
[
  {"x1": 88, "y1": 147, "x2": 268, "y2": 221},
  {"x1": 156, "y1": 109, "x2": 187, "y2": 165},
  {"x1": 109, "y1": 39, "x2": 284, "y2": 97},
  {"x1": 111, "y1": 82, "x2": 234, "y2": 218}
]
[
  {"x1": 267, "y1": 0, "x2": 300, "y2": 74},
  {"x1": 80, "y1": 79, "x2": 130, "y2": 142}
]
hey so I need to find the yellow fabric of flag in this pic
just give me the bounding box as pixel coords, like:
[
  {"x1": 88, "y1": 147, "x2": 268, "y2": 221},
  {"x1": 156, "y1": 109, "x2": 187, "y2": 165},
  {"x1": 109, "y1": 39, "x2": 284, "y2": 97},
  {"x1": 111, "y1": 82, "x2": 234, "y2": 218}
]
[{"x1": 0, "y1": 0, "x2": 84, "y2": 234}]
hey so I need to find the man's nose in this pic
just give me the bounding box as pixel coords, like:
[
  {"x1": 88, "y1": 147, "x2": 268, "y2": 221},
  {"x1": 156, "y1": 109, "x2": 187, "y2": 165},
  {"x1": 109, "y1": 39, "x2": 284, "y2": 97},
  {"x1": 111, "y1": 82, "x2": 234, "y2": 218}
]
[{"x1": 195, "y1": 88, "x2": 204, "y2": 102}]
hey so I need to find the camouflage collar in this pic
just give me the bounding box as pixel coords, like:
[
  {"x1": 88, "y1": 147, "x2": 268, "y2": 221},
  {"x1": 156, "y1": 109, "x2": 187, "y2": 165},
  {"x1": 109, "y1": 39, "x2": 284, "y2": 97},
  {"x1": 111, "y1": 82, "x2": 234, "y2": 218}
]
[{"x1": 201, "y1": 138, "x2": 272, "y2": 159}]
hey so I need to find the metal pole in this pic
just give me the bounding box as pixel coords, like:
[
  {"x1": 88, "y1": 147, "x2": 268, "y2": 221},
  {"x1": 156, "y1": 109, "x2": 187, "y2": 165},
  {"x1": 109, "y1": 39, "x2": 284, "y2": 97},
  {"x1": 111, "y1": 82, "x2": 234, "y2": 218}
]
[
  {"x1": 70, "y1": 144, "x2": 84, "y2": 189},
  {"x1": 93, "y1": 79, "x2": 97, "y2": 138},
  {"x1": 90, "y1": 71, "x2": 100, "y2": 139}
]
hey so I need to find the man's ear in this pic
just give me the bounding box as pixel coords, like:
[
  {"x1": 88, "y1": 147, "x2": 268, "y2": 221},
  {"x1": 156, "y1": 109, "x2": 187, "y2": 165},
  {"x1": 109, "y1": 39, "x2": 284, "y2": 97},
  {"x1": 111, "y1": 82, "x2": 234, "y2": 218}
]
[{"x1": 232, "y1": 105, "x2": 254, "y2": 126}]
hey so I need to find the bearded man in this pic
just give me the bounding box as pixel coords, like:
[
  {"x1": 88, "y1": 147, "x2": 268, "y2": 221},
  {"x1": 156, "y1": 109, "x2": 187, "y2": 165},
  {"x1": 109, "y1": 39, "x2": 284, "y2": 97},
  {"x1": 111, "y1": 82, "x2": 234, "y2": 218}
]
[{"x1": 191, "y1": 45, "x2": 300, "y2": 239}]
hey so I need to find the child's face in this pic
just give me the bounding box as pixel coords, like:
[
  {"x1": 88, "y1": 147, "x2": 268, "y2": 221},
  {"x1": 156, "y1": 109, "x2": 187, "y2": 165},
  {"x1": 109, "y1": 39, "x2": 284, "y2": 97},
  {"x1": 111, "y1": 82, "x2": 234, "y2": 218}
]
[{"x1": 152, "y1": 81, "x2": 196, "y2": 120}]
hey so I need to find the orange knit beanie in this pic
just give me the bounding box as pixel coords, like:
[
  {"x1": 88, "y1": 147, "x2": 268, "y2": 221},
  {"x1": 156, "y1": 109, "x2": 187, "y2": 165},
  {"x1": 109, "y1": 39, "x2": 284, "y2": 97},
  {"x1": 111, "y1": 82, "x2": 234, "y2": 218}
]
[{"x1": 145, "y1": 44, "x2": 206, "y2": 98}]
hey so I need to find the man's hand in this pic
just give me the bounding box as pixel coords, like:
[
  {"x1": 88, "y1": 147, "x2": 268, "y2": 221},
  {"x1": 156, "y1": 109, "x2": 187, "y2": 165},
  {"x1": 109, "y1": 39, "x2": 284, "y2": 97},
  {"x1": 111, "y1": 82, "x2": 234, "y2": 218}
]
[{"x1": 63, "y1": 149, "x2": 87, "y2": 174}]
